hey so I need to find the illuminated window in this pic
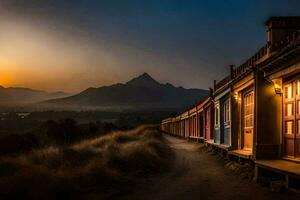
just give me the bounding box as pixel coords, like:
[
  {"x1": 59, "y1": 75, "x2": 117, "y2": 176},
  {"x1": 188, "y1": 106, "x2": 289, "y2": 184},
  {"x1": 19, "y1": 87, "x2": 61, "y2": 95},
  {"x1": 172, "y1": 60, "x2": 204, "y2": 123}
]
[
  {"x1": 285, "y1": 84, "x2": 293, "y2": 99},
  {"x1": 286, "y1": 103, "x2": 293, "y2": 116},
  {"x1": 286, "y1": 121, "x2": 293, "y2": 134},
  {"x1": 244, "y1": 92, "x2": 254, "y2": 128},
  {"x1": 283, "y1": 81, "x2": 300, "y2": 137}
]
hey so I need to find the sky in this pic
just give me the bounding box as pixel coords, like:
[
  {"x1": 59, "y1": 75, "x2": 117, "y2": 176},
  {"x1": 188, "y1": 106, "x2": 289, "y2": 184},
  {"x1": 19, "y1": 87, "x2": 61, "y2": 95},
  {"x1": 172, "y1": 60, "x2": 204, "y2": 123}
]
[{"x1": 0, "y1": 0, "x2": 300, "y2": 93}]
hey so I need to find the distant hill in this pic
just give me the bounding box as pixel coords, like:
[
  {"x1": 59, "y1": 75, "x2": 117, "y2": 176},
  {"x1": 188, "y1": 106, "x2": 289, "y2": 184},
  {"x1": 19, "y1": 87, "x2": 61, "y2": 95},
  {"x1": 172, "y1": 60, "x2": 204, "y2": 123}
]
[
  {"x1": 0, "y1": 86, "x2": 69, "y2": 105},
  {"x1": 42, "y1": 73, "x2": 209, "y2": 111}
]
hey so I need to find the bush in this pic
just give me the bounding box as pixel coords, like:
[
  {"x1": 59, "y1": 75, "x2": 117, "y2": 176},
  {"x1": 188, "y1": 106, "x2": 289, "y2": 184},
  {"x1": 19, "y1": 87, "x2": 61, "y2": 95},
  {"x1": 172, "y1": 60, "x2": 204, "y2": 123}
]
[{"x1": 0, "y1": 125, "x2": 173, "y2": 199}]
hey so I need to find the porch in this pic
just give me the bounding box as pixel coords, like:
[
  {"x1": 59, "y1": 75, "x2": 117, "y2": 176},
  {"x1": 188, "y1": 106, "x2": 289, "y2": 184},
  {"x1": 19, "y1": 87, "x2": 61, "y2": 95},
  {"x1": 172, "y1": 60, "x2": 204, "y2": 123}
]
[
  {"x1": 205, "y1": 139, "x2": 214, "y2": 146},
  {"x1": 255, "y1": 159, "x2": 300, "y2": 191},
  {"x1": 188, "y1": 135, "x2": 205, "y2": 143},
  {"x1": 210, "y1": 142, "x2": 230, "y2": 150},
  {"x1": 209, "y1": 142, "x2": 231, "y2": 157},
  {"x1": 228, "y1": 149, "x2": 253, "y2": 160}
]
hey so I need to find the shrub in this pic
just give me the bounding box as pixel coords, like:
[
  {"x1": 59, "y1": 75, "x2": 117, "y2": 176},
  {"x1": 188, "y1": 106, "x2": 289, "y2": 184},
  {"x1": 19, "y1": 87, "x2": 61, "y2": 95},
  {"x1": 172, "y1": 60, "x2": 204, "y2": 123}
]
[{"x1": 0, "y1": 126, "x2": 173, "y2": 199}]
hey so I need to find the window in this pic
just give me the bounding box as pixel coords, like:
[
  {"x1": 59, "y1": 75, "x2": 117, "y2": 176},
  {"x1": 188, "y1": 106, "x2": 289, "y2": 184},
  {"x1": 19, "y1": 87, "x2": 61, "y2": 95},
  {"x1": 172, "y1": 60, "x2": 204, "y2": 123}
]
[
  {"x1": 286, "y1": 121, "x2": 293, "y2": 134},
  {"x1": 285, "y1": 84, "x2": 293, "y2": 99},
  {"x1": 215, "y1": 103, "x2": 220, "y2": 126},
  {"x1": 283, "y1": 80, "x2": 300, "y2": 140},
  {"x1": 286, "y1": 103, "x2": 293, "y2": 116},
  {"x1": 244, "y1": 92, "x2": 254, "y2": 128},
  {"x1": 224, "y1": 98, "x2": 230, "y2": 123}
]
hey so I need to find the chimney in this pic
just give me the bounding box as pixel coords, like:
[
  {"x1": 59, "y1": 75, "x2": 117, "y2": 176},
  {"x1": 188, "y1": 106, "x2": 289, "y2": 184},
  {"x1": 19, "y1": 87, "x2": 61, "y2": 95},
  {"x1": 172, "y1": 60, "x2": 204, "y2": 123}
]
[
  {"x1": 266, "y1": 16, "x2": 300, "y2": 52},
  {"x1": 230, "y1": 65, "x2": 234, "y2": 79},
  {"x1": 209, "y1": 87, "x2": 213, "y2": 98},
  {"x1": 213, "y1": 80, "x2": 216, "y2": 91}
]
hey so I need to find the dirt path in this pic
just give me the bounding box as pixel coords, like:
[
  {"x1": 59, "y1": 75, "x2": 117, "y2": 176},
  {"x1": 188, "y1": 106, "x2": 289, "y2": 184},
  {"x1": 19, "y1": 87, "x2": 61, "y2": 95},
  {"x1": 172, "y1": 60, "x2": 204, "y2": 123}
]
[{"x1": 130, "y1": 135, "x2": 300, "y2": 200}]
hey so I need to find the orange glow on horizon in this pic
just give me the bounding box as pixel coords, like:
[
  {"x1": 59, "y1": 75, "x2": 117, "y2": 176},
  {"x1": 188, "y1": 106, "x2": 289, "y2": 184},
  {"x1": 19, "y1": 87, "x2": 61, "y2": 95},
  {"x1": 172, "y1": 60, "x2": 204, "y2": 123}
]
[
  {"x1": 0, "y1": 73, "x2": 14, "y2": 87},
  {"x1": 0, "y1": 57, "x2": 16, "y2": 87}
]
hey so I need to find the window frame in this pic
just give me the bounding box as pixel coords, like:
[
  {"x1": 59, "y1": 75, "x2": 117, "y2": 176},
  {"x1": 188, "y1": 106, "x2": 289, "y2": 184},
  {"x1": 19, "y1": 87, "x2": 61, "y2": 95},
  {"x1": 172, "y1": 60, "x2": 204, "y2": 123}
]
[
  {"x1": 214, "y1": 102, "x2": 220, "y2": 127},
  {"x1": 243, "y1": 91, "x2": 254, "y2": 129},
  {"x1": 224, "y1": 98, "x2": 231, "y2": 125}
]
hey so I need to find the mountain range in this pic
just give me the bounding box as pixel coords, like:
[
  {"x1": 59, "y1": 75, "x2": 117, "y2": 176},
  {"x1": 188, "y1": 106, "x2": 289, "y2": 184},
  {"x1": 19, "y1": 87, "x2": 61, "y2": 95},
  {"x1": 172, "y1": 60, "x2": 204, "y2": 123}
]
[
  {"x1": 41, "y1": 73, "x2": 209, "y2": 111},
  {"x1": 0, "y1": 86, "x2": 69, "y2": 105}
]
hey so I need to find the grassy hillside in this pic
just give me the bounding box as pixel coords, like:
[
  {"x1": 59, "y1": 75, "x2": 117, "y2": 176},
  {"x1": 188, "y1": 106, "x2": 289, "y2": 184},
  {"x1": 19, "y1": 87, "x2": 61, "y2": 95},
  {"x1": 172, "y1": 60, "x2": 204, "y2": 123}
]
[{"x1": 0, "y1": 126, "x2": 173, "y2": 199}]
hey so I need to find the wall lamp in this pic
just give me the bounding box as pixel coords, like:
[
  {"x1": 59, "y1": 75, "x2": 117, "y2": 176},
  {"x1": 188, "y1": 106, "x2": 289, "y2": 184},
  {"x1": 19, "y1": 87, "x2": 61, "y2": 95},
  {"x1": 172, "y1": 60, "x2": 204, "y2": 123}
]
[
  {"x1": 272, "y1": 79, "x2": 282, "y2": 94},
  {"x1": 233, "y1": 92, "x2": 241, "y2": 102}
]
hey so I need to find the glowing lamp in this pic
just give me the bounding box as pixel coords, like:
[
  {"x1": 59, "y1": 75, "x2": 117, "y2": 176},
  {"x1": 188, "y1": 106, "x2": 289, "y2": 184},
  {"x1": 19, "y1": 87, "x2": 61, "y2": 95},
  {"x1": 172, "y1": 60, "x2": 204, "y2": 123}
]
[
  {"x1": 272, "y1": 79, "x2": 282, "y2": 94},
  {"x1": 233, "y1": 92, "x2": 238, "y2": 100},
  {"x1": 233, "y1": 92, "x2": 241, "y2": 102}
]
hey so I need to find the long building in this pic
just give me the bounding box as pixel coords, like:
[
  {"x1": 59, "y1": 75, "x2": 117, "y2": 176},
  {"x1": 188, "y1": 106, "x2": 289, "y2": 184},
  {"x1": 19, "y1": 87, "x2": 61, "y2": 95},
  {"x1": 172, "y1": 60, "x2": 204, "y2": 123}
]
[
  {"x1": 161, "y1": 95, "x2": 214, "y2": 142},
  {"x1": 160, "y1": 16, "x2": 300, "y2": 190}
]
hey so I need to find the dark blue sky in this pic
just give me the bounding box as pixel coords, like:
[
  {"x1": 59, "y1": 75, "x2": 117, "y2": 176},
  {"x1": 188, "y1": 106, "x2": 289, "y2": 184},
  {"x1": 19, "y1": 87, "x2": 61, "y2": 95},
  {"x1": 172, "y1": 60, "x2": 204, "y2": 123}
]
[{"x1": 1, "y1": 0, "x2": 300, "y2": 92}]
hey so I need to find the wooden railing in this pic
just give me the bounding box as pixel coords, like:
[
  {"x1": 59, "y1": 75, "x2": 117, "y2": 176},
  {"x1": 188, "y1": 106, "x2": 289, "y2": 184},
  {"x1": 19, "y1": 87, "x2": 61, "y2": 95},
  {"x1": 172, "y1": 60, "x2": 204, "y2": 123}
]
[
  {"x1": 232, "y1": 44, "x2": 268, "y2": 79},
  {"x1": 215, "y1": 44, "x2": 268, "y2": 91},
  {"x1": 214, "y1": 31, "x2": 300, "y2": 92}
]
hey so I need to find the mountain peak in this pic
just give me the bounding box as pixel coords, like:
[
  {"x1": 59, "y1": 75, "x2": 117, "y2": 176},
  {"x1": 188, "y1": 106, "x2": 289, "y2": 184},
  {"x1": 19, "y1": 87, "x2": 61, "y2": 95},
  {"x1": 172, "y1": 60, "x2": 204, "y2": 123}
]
[
  {"x1": 140, "y1": 72, "x2": 151, "y2": 78},
  {"x1": 126, "y1": 73, "x2": 160, "y2": 88},
  {"x1": 135, "y1": 72, "x2": 154, "y2": 81}
]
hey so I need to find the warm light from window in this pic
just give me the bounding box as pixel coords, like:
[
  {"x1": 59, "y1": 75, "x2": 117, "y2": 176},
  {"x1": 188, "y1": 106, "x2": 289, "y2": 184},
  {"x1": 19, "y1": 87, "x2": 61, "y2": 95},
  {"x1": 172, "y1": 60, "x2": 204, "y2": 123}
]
[
  {"x1": 287, "y1": 104, "x2": 293, "y2": 116},
  {"x1": 244, "y1": 92, "x2": 254, "y2": 128},
  {"x1": 288, "y1": 86, "x2": 292, "y2": 98},
  {"x1": 285, "y1": 85, "x2": 293, "y2": 99},
  {"x1": 286, "y1": 121, "x2": 293, "y2": 134}
]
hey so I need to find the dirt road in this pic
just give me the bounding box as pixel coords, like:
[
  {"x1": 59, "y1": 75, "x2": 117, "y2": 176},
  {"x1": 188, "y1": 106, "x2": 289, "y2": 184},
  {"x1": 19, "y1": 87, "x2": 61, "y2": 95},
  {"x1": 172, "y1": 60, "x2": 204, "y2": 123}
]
[{"x1": 130, "y1": 135, "x2": 300, "y2": 200}]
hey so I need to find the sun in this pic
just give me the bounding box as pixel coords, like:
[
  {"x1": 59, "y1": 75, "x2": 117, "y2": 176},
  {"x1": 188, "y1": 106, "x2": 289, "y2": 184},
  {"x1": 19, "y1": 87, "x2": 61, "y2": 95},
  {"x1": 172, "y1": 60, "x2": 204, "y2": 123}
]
[
  {"x1": 0, "y1": 74, "x2": 12, "y2": 87},
  {"x1": 0, "y1": 71, "x2": 14, "y2": 87},
  {"x1": 0, "y1": 58, "x2": 15, "y2": 87}
]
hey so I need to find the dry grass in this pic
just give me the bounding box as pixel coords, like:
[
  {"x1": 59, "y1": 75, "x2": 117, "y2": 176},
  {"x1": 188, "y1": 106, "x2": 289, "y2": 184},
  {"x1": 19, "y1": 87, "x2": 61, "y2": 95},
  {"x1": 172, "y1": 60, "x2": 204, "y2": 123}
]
[{"x1": 0, "y1": 125, "x2": 173, "y2": 200}]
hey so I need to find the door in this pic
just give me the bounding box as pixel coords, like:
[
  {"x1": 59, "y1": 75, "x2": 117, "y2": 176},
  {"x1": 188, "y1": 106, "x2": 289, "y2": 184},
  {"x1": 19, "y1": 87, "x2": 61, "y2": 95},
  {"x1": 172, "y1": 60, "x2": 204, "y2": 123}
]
[
  {"x1": 243, "y1": 91, "x2": 254, "y2": 151},
  {"x1": 283, "y1": 80, "x2": 300, "y2": 157}
]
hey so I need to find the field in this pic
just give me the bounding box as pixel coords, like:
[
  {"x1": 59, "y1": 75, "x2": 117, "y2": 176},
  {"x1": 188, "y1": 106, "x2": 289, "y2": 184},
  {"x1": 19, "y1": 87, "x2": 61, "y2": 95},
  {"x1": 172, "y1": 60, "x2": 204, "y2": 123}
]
[{"x1": 0, "y1": 126, "x2": 173, "y2": 200}]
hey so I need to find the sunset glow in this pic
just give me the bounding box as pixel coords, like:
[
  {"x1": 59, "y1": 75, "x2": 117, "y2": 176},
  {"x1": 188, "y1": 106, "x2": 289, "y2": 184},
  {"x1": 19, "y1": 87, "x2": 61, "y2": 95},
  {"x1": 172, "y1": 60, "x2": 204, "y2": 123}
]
[
  {"x1": 0, "y1": 72, "x2": 13, "y2": 87},
  {"x1": 0, "y1": 0, "x2": 299, "y2": 93}
]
